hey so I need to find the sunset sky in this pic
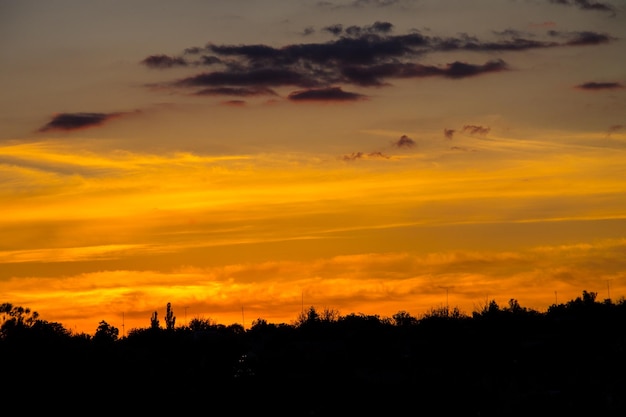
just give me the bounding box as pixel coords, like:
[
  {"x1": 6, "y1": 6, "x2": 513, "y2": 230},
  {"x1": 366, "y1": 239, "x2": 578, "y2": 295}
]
[{"x1": 2, "y1": 0, "x2": 626, "y2": 335}]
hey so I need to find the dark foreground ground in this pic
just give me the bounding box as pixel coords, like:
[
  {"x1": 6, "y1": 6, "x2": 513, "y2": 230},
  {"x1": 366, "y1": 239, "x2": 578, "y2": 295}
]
[{"x1": 3, "y1": 297, "x2": 626, "y2": 415}]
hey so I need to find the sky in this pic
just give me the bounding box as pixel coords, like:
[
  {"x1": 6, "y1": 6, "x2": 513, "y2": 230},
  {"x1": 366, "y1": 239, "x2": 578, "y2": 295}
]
[{"x1": 1, "y1": 0, "x2": 626, "y2": 335}]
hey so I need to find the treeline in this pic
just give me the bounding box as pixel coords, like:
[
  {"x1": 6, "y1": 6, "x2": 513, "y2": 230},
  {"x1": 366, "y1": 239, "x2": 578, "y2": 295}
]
[{"x1": 2, "y1": 291, "x2": 626, "y2": 416}]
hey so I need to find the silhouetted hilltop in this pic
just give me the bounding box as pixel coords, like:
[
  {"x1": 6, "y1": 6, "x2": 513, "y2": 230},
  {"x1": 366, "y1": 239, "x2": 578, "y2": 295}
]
[{"x1": 2, "y1": 291, "x2": 625, "y2": 415}]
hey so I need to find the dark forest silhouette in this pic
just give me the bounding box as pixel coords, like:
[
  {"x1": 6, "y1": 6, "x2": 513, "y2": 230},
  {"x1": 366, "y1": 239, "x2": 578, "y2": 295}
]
[{"x1": 2, "y1": 291, "x2": 625, "y2": 415}]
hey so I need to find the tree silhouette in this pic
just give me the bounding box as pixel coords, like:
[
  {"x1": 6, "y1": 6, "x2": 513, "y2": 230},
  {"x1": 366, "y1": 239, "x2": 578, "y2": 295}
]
[
  {"x1": 94, "y1": 320, "x2": 119, "y2": 343},
  {"x1": 392, "y1": 310, "x2": 417, "y2": 326},
  {"x1": 319, "y1": 307, "x2": 340, "y2": 323},
  {"x1": 150, "y1": 310, "x2": 160, "y2": 330},
  {"x1": 165, "y1": 302, "x2": 176, "y2": 330},
  {"x1": 2, "y1": 290, "x2": 626, "y2": 416},
  {"x1": 188, "y1": 316, "x2": 214, "y2": 332},
  {"x1": 0, "y1": 302, "x2": 40, "y2": 339},
  {"x1": 295, "y1": 306, "x2": 319, "y2": 327}
]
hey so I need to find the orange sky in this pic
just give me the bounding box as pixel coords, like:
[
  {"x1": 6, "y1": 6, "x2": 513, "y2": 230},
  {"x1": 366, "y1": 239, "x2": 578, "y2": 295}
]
[{"x1": 1, "y1": 0, "x2": 625, "y2": 334}]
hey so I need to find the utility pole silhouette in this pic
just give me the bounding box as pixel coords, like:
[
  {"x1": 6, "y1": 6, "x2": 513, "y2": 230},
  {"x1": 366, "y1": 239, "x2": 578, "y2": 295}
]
[
  {"x1": 184, "y1": 306, "x2": 189, "y2": 326},
  {"x1": 122, "y1": 312, "x2": 125, "y2": 338},
  {"x1": 606, "y1": 279, "x2": 612, "y2": 301}
]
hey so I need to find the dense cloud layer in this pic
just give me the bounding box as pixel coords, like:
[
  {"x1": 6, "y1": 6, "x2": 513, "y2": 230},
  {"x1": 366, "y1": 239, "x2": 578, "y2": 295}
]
[
  {"x1": 140, "y1": 22, "x2": 615, "y2": 103},
  {"x1": 37, "y1": 17, "x2": 618, "y2": 134}
]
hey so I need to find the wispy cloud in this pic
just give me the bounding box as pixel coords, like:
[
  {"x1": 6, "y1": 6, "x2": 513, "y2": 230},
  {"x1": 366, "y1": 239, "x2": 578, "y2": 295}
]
[
  {"x1": 548, "y1": 30, "x2": 615, "y2": 45},
  {"x1": 220, "y1": 99, "x2": 247, "y2": 107},
  {"x1": 393, "y1": 135, "x2": 415, "y2": 148},
  {"x1": 548, "y1": 0, "x2": 616, "y2": 14},
  {"x1": 141, "y1": 54, "x2": 188, "y2": 69},
  {"x1": 4, "y1": 238, "x2": 626, "y2": 332},
  {"x1": 450, "y1": 146, "x2": 478, "y2": 152},
  {"x1": 576, "y1": 81, "x2": 624, "y2": 90},
  {"x1": 342, "y1": 151, "x2": 390, "y2": 160},
  {"x1": 342, "y1": 59, "x2": 508, "y2": 86},
  {"x1": 606, "y1": 124, "x2": 624, "y2": 137},
  {"x1": 0, "y1": 244, "x2": 160, "y2": 264},
  {"x1": 322, "y1": 21, "x2": 394, "y2": 37},
  {"x1": 462, "y1": 125, "x2": 491, "y2": 135}
]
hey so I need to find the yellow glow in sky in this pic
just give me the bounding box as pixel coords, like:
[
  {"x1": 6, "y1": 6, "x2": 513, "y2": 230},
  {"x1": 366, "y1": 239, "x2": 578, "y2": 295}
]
[
  {"x1": 2, "y1": 0, "x2": 626, "y2": 335},
  {"x1": 2, "y1": 131, "x2": 626, "y2": 334}
]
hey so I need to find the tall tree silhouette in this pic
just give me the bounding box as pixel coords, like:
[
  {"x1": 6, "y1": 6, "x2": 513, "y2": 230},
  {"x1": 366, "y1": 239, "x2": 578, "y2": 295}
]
[
  {"x1": 165, "y1": 302, "x2": 176, "y2": 330},
  {"x1": 150, "y1": 310, "x2": 160, "y2": 330}
]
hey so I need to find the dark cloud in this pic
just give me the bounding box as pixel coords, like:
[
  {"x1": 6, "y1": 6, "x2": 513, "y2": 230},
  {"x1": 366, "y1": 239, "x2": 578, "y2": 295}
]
[
  {"x1": 203, "y1": 30, "x2": 429, "y2": 69},
  {"x1": 343, "y1": 152, "x2": 365, "y2": 161},
  {"x1": 323, "y1": 24, "x2": 344, "y2": 36},
  {"x1": 341, "y1": 59, "x2": 507, "y2": 86},
  {"x1": 434, "y1": 33, "x2": 559, "y2": 52},
  {"x1": 576, "y1": 82, "x2": 624, "y2": 90},
  {"x1": 567, "y1": 31, "x2": 614, "y2": 46},
  {"x1": 140, "y1": 23, "x2": 615, "y2": 101},
  {"x1": 444, "y1": 59, "x2": 507, "y2": 79},
  {"x1": 368, "y1": 151, "x2": 390, "y2": 158},
  {"x1": 141, "y1": 54, "x2": 188, "y2": 69},
  {"x1": 151, "y1": 25, "x2": 614, "y2": 72},
  {"x1": 150, "y1": 24, "x2": 568, "y2": 79},
  {"x1": 549, "y1": 30, "x2": 614, "y2": 46},
  {"x1": 394, "y1": 135, "x2": 415, "y2": 147},
  {"x1": 208, "y1": 43, "x2": 281, "y2": 63},
  {"x1": 199, "y1": 56, "x2": 223, "y2": 66},
  {"x1": 287, "y1": 86, "x2": 366, "y2": 102},
  {"x1": 344, "y1": 21, "x2": 394, "y2": 37},
  {"x1": 193, "y1": 87, "x2": 278, "y2": 97},
  {"x1": 549, "y1": 0, "x2": 616, "y2": 13},
  {"x1": 176, "y1": 68, "x2": 319, "y2": 88},
  {"x1": 444, "y1": 128, "x2": 455, "y2": 139},
  {"x1": 183, "y1": 47, "x2": 203, "y2": 55},
  {"x1": 38, "y1": 112, "x2": 125, "y2": 132},
  {"x1": 462, "y1": 125, "x2": 491, "y2": 135},
  {"x1": 493, "y1": 29, "x2": 529, "y2": 38},
  {"x1": 342, "y1": 151, "x2": 390, "y2": 161}
]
